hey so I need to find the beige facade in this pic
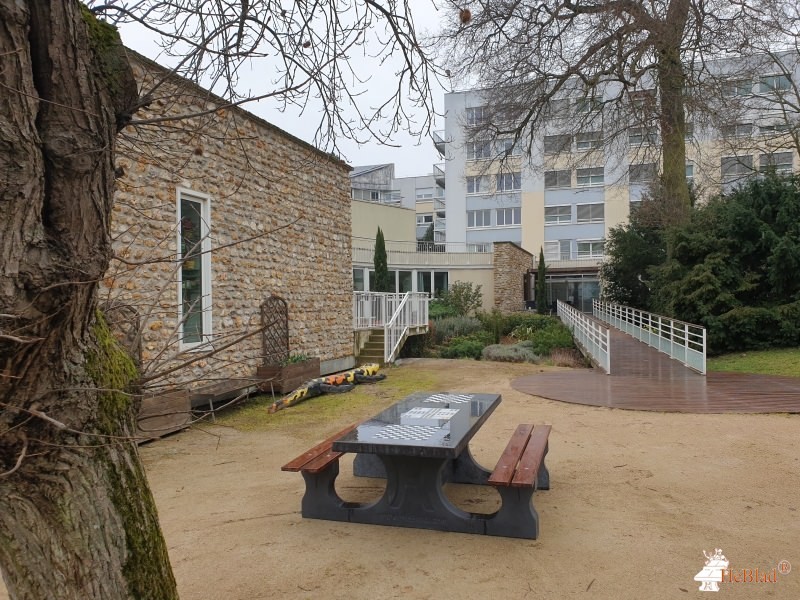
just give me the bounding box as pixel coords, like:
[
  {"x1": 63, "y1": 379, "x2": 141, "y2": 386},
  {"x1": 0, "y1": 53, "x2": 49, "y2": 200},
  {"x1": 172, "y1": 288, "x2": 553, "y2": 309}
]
[
  {"x1": 103, "y1": 54, "x2": 354, "y2": 388},
  {"x1": 351, "y1": 199, "x2": 416, "y2": 242}
]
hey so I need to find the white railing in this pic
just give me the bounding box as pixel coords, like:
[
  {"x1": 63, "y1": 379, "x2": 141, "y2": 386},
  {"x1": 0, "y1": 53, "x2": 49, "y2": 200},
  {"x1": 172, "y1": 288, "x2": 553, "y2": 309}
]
[
  {"x1": 353, "y1": 292, "x2": 430, "y2": 362},
  {"x1": 557, "y1": 300, "x2": 611, "y2": 374},
  {"x1": 593, "y1": 300, "x2": 706, "y2": 374},
  {"x1": 352, "y1": 238, "x2": 493, "y2": 267},
  {"x1": 384, "y1": 292, "x2": 430, "y2": 363}
]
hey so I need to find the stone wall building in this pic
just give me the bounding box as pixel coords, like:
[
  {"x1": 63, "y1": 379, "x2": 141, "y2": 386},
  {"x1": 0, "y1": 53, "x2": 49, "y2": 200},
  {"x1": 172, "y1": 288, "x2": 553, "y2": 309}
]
[
  {"x1": 492, "y1": 242, "x2": 533, "y2": 313},
  {"x1": 102, "y1": 52, "x2": 354, "y2": 391}
]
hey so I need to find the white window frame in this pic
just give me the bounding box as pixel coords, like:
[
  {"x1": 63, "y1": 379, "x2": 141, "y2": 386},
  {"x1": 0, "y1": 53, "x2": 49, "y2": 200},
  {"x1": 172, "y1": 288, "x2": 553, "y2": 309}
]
[
  {"x1": 544, "y1": 240, "x2": 572, "y2": 261},
  {"x1": 497, "y1": 138, "x2": 521, "y2": 156},
  {"x1": 177, "y1": 188, "x2": 213, "y2": 350},
  {"x1": 576, "y1": 203, "x2": 605, "y2": 224},
  {"x1": 544, "y1": 169, "x2": 571, "y2": 189},
  {"x1": 496, "y1": 207, "x2": 521, "y2": 226},
  {"x1": 576, "y1": 167, "x2": 604, "y2": 187},
  {"x1": 465, "y1": 106, "x2": 486, "y2": 126},
  {"x1": 543, "y1": 134, "x2": 572, "y2": 154},
  {"x1": 467, "y1": 209, "x2": 492, "y2": 228},
  {"x1": 416, "y1": 213, "x2": 434, "y2": 225},
  {"x1": 496, "y1": 172, "x2": 522, "y2": 192},
  {"x1": 720, "y1": 123, "x2": 753, "y2": 138},
  {"x1": 467, "y1": 243, "x2": 493, "y2": 253},
  {"x1": 722, "y1": 78, "x2": 752, "y2": 97},
  {"x1": 544, "y1": 205, "x2": 572, "y2": 225},
  {"x1": 466, "y1": 140, "x2": 492, "y2": 160},
  {"x1": 759, "y1": 74, "x2": 791, "y2": 93},
  {"x1": 759, "y1": 152, "x2": 793, "y2": 174},
  {"x1": 685, "y1": 163, "x2": 694, "y2": 181},
  {"x1": 628, "y1": 126, "x2": 658, "y2": 146},
  {"x1": 576, "y1": 239, "x2": 605, "y2": 259},
  {"x1": 576, "y1": 130, "x2": 603, "y2": 151},
  {"x1": 721, "y1": 155, "x2": 754, "y2": 180},
  {"x1": 629, "y1": 162, "x2": 657, "y2": 184},
  {"x1": 466, "y1": 175, "x2": 488, "y2": 195}
]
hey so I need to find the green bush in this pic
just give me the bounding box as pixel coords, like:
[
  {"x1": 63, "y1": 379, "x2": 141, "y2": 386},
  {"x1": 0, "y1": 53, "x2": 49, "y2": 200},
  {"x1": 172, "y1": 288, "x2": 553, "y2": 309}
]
[
  {"x1": 439, "y1": 281, "x2": 483, "y2": 317},
  {"x1": 432, "y1": 316, "x2": 483, "y2": 345},
  {"x1": 429, "y1": 299, "x2": 458, "y2": 320},
  {"x1": 713, "y1": 307, "x2": 783, "y2": 353},
  {"x1": 439, "y1": 336, "x2": 486, "y2": 359},
  {"x1": 510, "y1": 320, "x2": 575, "y2": 356},
  {"x1": 476, "y1": 308, "x2": 507, "y2": 344},
  {"x1": 481, "y1": 343, "x2": 540, "y2": 363}
]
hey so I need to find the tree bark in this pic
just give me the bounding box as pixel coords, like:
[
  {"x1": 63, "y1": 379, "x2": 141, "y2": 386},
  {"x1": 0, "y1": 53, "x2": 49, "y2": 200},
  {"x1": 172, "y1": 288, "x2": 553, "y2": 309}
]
[
  {"x1": 0, "y1": 2, "x2": 178, "y2": 598},
  {"x1": 656, "y1": 0, "x2": 692, "y2": 226}
]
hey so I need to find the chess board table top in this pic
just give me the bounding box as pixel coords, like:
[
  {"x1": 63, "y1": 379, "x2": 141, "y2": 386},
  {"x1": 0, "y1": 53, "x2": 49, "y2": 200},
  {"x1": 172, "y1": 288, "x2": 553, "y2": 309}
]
[{"x1": 333, "y1": 392, "x2": 501, "y2": 459}]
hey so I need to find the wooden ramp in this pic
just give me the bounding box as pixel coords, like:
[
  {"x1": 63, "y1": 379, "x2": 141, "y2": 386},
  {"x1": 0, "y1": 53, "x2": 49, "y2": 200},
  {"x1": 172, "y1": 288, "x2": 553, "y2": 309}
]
[{"x1": 512, "y1": 324, "x2": 800, "y2": 414}]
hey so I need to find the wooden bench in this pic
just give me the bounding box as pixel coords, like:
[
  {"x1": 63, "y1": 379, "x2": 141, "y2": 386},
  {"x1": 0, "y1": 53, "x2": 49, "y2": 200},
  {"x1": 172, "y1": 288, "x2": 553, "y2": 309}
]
[
  {"x1": 488, "y1": 423, "x2": 551, "y2": 489},
  {"x1": 484, "y1": 424, "x2": 551, "y2": 539},
  {"x1": 281, "y1": 423, "x2": 358, "y2": 474}
]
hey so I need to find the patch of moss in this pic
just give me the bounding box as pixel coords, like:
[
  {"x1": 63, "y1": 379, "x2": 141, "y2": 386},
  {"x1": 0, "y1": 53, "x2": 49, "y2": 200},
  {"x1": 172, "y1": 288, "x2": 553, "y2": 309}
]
[{"x1": 85, "y1": 310, "x2": 138, "y2": 435}]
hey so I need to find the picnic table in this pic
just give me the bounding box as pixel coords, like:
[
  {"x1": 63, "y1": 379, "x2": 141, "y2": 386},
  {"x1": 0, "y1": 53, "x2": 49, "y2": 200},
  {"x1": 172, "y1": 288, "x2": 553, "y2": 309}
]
[{"x1": 282, "y1": 391, "x2": 550, "y2": 539}]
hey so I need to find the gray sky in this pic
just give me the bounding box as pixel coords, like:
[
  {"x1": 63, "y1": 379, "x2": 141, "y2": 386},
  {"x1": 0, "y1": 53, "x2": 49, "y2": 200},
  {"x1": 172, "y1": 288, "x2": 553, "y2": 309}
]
[{"x1": 117, "y1": 1, "x2": 449, "y2": 178}]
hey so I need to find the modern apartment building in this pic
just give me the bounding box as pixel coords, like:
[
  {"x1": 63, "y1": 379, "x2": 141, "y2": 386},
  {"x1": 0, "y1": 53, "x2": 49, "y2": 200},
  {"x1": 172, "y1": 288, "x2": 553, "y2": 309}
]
[
  {"x1": 440, "y1": 52, "x2": 800, "y2": 311},
  {"x1": 350, "y1": 164, "x2": 447, "y2": 242}
]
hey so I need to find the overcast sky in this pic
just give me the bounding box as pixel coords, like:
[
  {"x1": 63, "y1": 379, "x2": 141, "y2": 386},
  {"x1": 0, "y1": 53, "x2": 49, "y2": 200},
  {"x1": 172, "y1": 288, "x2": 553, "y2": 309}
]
[{"x1": 117, "y1": 2, "x2": 450, "y2": 178}]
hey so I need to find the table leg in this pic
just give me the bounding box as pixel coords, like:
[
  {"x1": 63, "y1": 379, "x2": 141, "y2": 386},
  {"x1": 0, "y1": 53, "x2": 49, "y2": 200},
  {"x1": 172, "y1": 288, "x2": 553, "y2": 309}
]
[{"x1": 353, "y1": 445, "x2": 492, "y2": 485}]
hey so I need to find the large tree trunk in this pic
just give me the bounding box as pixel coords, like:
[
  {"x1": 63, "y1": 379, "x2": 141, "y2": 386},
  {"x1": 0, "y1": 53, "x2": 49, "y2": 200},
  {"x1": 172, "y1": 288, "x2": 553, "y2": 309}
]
[
  {"x1": 0, "y1": 2, "x2": 178, "y2": 598},
  {"x1": 656, "y1": 0, "x2": 692, "y2": 226}
]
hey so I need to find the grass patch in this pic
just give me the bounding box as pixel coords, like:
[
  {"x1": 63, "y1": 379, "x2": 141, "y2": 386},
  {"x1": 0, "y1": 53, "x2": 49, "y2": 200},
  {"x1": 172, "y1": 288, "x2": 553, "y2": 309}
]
[
  {"x1": 707, "y1": 347, "x2": 800, "y2": 377},
  {"x1": 216, "y1": 365, "x2": 441, "y2": 432}
]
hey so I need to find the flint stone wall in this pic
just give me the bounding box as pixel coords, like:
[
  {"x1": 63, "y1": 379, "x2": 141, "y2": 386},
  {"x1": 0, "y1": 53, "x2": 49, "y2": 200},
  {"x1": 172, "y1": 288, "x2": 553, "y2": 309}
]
[{"x1": 493, "y1": 242, "x2": 533, "y2": 313}]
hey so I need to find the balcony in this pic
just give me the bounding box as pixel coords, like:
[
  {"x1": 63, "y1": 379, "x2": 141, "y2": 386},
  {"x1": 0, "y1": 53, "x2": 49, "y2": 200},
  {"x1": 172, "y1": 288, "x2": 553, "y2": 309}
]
[
  {"x1": 352, "y1": 237, "x2": 493, "y2": 268},
  {"x1": 434, "y1": 197, "x2": 446, "y2": 211},
  {"x1": 433, "y1": 163, "x2": 445, "y2": 188},
  {"x1": 432, "y1": 130, "x2": 447, "y2": 157},
  {"x1": 434, "y1": 217, "x2": 446, "y2": 232}
]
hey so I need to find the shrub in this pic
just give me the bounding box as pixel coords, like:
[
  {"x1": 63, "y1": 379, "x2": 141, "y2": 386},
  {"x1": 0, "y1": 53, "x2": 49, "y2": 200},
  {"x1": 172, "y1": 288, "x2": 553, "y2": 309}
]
[
  {"x1": 506, "y1": 313, "x2": 558, "y2": 337},
  {"x1": 481, "y1": 343, "x2": 539, "y2": 363},
  {"x1": 432, "y1": 316, "x2": 483, "y2": 345},
  {"x1": 476, "y1": 308, "x2": 507, "y2": 344},
  {"x1": 439, "y1": 281, "x2": 483, "y2": 317},
  {"x1": 712, "y1": 306, "x2": 783, "y2": 353},
  {"x1": 549, "y1": 348, "x2": 587, "y2": 368},
  {"x1": 429, "y1": 299, "x2": 458, "y2": 320},
  {"x1": 528, "y1": 323, "x2": 575, "y2": 356},
  {"x1": 439, "y1": 336, "x2": 486, "y2": 360}
]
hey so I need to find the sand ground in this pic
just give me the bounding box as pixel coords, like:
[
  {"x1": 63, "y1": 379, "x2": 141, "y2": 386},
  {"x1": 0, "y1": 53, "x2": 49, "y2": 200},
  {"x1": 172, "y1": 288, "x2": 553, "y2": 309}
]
[{"x1": 2, "y1": 359, "x2": 798, "y2": 599}]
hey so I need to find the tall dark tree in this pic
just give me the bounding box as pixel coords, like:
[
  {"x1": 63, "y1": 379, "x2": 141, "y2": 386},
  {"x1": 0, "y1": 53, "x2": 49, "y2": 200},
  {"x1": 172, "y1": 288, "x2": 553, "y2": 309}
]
[
  {"x1": 536, "y1": 248, "x2": 548, "y2": 314},
  {"x1": 1, "y1": 1, "x2": 433, "y2": 597},
  {"x1": 438, "y1": 0, "x2": 798, "y2": 224},
  {"x1": 373, "y1": 227, "x2": 391, "y2": 292}
]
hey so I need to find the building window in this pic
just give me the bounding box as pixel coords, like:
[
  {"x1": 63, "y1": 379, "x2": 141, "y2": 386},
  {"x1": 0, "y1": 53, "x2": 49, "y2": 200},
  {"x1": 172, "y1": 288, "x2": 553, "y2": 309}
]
[
  {"x1": 547, "y1": 98, "x2": 572, "y2": 116},
  {"x1": 685, "y1": 122, "x2": 694, "y2": 139},
  {"x1": 576, "y1": 167, "x2": 604, "y2": 187},
  {"x1": 498, "y1": 138, "x2": 522, "y2": 156},
  {"x1": 544, "y1": 205, "x2": 571, "y2": 225},
  {"x1": 467, "y1": 209, "x2": 491, "y2": 228},
  {"x1": 178, "y1": 189, "x2": 212, "y2": 347},
  {"x1": 574, "y1": 96, "x2": 602, "y2": 113},
  {"x1": 760, "y1": 152, "x2": 793, "y2": 174},
  {"x1": 576, "y1": 130, "x2": 603, "y2": 150},
  {"x1": 496, "y1": 207, "x2": 521, "y2": 226},
  {"x1": 629, "y1": 162, "x2": 657, "y2": 184},
  {"x1": 629, "y1": 89, "x2": 656, "y2": 111},
  {"x1": 628, "y1": 126, "x2": 657, "y2": 146},
  {"x1": 353, "y1": 268, "x2": 365, "y2": 291},
  {"x1": 759, "y1": 74, "x2": 791, "y2": 93},
  {"x1": 759, "y1": 122, "x2": 791, "y2": 134},
  {"x1": 576, "y1": 203, "x2": 604, "y2": 223},
  {"x1": 577, "y1": 239, "x2": 605, "y2": 259},
  {"x1": 466, "y1": 140, "x2": 492, "y2": 160},
  {"x1": 722, "y1": 79, "x2": 752, "y2": 97},
  {"x1": 686, "y1": 163, "x2": 694, "y2": 181},
  {"x1": 465, "y1": 106, "x2": 486, "y2": 126},
  {"x1": 416, "y1": 213, "x2": 433, "y2": 225},
  {"x1": 496, "y1": 172, "x2": 522, "y2": 192},
  {"x1": 467, "y1": 243, "x2": 493, "y2": 253},
  {"x1": 720, "y1": 123, "x2": 753, "y2": 138},
  {"x1": 543, "y1": 134, "x2": 572, "y2": 154},
  {"x1": 544, "y1": 169, "x2": 571, "y2": 189},
  {"x1": 544, "y1": 240, "x2": 572, "y2": 261},
  {"x1": 721, "y1": 155, "x2": 754, "y2": 180},
  {"x1": 415, "y1": 187, "x2": 434, "y2": 199},
  {"x1": 466, "y1": 175, "x2": 489, "y2": 194}
]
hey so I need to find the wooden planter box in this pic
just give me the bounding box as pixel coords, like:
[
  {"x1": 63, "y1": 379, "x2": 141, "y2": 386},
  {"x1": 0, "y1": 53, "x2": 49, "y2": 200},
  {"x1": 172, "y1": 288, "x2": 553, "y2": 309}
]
[{"x1": 257, "y1": 357, "x2": 320, "y2": 393}]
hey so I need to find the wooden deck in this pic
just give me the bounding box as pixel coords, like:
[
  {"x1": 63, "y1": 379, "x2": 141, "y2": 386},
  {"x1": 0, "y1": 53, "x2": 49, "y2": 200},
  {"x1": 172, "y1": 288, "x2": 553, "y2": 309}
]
[{"x1": 512, "y1": 325, "x2": 800, "y2": 413}]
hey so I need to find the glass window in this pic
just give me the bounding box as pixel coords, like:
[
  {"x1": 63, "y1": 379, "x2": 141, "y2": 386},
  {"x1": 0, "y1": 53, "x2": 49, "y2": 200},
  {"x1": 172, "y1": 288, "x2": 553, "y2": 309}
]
[
  {"x1": 498, "y1": 138, "x2": 521, "y2": 156},
  {"x1": 417, "y1": 271, "x2": 432, "y2": 295},
  {"x1": 760, "y1": 152, "x2": 793, "y2": 174},
  {"x1": 576, "y1": 167, "x2": 604, "y2": 186},
  {"x1": 576, "y1": 130, "x2": 603, "y2": 150},
  {"x1": 543, "y1": 134, "x2": 572, "y2": 154},
  {"x1": 686, "y1": 163, "x2": 694, "y2": 181},
  {"x1": 467, "y1": 243, "x2": 492, "y2": 253},
  {"x1": 178, "y1": 191, "x2": 211, "y2": 346},
  {"x1": 434, "y1": 272, "x2": 449, "y2": 297},
  {"x1": 466, "y1": 140, "x2": 492, "y2": 160},
  {"x1": 760, "y1": 74, "x2": 791, "y2": 93},
  {"x1": 496, "y1": 207, "x2": 521, "y2": 226},
  {"x1": 547, "y1": 98, "x2": 572, "y2": 116},
  {"x1": 416, "y1": 213, "x2": 433, "y2": 224},
  {"x1": 496, "y1": 172, "x2": 522, "y2": 192},
  {"x1": 399, "y1": 270, "x2": 413, "y2": 293},
  {"x1": 467, "y1": 175, "x2": 488, "y2": 194},
  {"x1": 576, "y1": 203, "x2": 604, "y2": 223},
  {"x1": 759, "y1": 122, "x2": 791, "y2": 134},
  {"x1": 577, "y1": 240, "x2": 605, "y2": 258},
  {"x1": 574, "y1": 96, "x2": 602, "y2": 113},
  {"x1": 544, "y1": 169, "x2": 571, "y2": 189},
  {"x1": 353, "y1": 268, "x2": 365, "y2": 291},
  {"x1": 628, "y1": 127, "x2": 657, "y2": 145},
  {"x1": 465, "y1": 106, "x2": 486, "y2": 126},
  {"x1": 544, "y1": 205, "x2": 571, "y2": 225},
  {"x1": 629, "y1": 163, "x2": 657, "y2": 184},
  {"x1": 544, "y1": 240, "x2": 572, "y2": 261},
  {"x1": 720, "y1": 123, "x2": 753, "y2": 138},
  {"x1": 722, "y1": 79, "x2": 752, "y2": 97},
  {"x1": 721, "y1": 155, "x2": 754, "y2": 179},
  {"x1": 467, "y1": 209, "x2": 492, "y2": 228}
]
